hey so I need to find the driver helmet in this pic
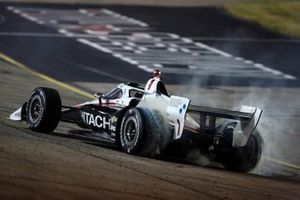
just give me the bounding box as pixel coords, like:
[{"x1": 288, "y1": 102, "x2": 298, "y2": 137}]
[{"x1": 153, "y1": 69, "x2": 161, "y2": 79}]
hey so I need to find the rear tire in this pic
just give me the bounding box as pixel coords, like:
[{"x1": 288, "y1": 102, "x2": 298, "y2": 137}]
[
  {"x1": 26, "y1": 87, "x2": 61, "y2": 133},
  {"x1": 219, "y1": 131, "x2": 262, "y2": 172}
]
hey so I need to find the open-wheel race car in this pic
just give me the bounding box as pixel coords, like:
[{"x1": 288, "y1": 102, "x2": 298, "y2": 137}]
[{"x1": 9, "y1": 70, "x2": 263, "y2": 172}]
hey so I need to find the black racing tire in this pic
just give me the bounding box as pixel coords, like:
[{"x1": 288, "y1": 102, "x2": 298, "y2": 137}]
[
  {"x1": 119, "y1": 107, "x2": 169, "y2": 156},
  {"x1": 26, "y1": 87, "x2": 61, "y2": 133},
  {"x1": 220, "y1": 131, "x2": 263, "y2": 172}
]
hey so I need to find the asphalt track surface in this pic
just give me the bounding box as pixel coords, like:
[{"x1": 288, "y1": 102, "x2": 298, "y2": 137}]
[
  {"x1": 0, "y1": 2, "x2": 299, "y2": 87},
  {"x1": 0, "y1": 2, "x2": 300, "y2": 199}
]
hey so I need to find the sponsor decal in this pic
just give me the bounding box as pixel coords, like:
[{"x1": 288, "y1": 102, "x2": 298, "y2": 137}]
[
  {"x1": 111, "y1": 116, "x2": 118, "y2": 123},
  {"x1": 81, "y1": 111, "x2": 111, "y2": 129},
  {"x1": 110, "y1": 116, "x2": 118, "y2": 132}
]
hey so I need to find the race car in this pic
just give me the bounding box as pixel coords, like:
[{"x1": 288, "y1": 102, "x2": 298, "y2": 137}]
[{"x1": 9, "y1": 70, "x2": 263, "y2": 172}]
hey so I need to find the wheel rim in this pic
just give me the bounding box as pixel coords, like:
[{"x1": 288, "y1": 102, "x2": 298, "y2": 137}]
[
  {"x1": 125, "y1": 118, "x2": 137, "y2": 142},
  {"x1": 29, "y1": 96, "x2": 43, "y2": 124}
]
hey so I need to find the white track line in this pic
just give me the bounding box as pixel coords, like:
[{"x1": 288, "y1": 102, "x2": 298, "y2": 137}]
[{"x1": 7, "y1": 6, "x2": 297, "y2": 80}]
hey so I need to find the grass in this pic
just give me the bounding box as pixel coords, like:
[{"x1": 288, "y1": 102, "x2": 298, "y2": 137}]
[{"x1": 224, "y1": 0, "x2": 300, "y2": 38}]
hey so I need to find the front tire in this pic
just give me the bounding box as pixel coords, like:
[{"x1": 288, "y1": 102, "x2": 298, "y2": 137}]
[
  {"x1": 26, "y1": 87, "x2": 61, "y2": 133},
  {"x1": 119, "y1": 108, "x2": 168, "y2": 156}
]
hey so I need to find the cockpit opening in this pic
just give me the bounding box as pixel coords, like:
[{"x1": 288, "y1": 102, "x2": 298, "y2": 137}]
[{"x1": 105, "y1": 88, "x2": 123, "y2": 99}]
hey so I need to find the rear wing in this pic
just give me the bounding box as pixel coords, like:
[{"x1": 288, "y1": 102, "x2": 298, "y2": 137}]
[
  {"x1": 188, "y1": 105, "x2": 253, "y2": 121},
  {"x1": 188, "y1": 105, "x2": 263, "y2": 147}
]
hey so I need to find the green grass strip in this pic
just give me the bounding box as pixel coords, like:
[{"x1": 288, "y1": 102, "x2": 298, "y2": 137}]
[{"x1": 225, "y1": 0, "x2": 300, "y2": 38}]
